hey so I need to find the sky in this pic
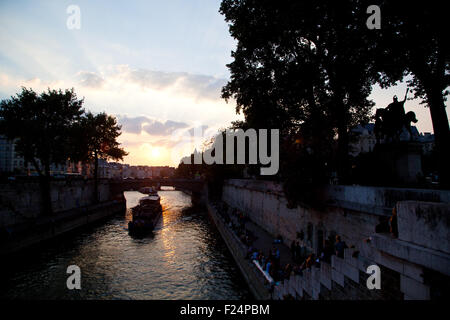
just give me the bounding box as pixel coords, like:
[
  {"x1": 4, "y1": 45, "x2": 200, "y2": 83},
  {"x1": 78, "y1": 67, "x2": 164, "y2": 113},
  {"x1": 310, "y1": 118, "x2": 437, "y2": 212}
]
[{"x1": 0, "y1": 0, "x2": 444, "y2": 166}]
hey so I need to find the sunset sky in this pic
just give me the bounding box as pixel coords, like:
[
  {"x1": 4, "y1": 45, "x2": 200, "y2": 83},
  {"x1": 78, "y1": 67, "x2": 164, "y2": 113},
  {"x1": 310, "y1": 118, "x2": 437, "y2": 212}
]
[{"x1": 0, "y1": 0, "x2": 443, "y2": 166}]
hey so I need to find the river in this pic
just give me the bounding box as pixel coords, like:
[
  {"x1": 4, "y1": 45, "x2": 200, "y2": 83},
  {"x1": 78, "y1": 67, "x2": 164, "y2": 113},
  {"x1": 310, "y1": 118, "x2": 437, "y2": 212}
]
[{"x1": 0, "y1": 190, "x2": 250, "y2": 299}]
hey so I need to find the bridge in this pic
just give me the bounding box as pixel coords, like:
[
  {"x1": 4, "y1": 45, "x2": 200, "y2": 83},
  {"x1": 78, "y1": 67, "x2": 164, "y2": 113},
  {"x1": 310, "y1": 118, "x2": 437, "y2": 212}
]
[{"x1": 108, "y1": 178, "x2": 207, "y2": 206}]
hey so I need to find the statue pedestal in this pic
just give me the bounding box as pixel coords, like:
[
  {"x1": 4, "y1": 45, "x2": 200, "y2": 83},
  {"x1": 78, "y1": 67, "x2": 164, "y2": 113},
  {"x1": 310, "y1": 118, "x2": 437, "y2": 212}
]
[
  {"x1": 375, "y1": 142, "x2": 423, "y2": 184},
  {"x1": 394, "y1": 142, "x2": 423, "y2": 184}
]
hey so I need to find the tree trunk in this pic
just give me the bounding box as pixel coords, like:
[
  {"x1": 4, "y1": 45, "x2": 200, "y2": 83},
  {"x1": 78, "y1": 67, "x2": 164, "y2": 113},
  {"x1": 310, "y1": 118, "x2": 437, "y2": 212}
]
[
  {"x1": 38, "y1": 160, "x2": 53, "y2": 216},
  {"x1": 426, "y1": 86, "x2": 450, "y2": 188},
  {"x1": 327, "y1": 64, "x2": 351, "y2": 184},
  {"x1": 332, "y1": 87, "x2": 350, "y2": 184},
  {"x1": 94, "y1": 151, "x2": 99, "y2": 203},
  {"x1": 337, "y1": 109, "x2": 350, "y2": 184}
]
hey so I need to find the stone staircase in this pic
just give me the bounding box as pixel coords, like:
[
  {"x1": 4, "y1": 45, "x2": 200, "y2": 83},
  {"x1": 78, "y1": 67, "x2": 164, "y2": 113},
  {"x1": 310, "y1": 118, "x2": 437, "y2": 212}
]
[{"x1": 273, "y1": 248, "x2": 363, "y2": 300}]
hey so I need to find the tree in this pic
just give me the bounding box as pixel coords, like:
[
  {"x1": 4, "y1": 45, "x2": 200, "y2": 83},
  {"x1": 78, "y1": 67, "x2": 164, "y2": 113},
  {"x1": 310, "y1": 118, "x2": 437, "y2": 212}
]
[
  {"x1": 374, "y1": 1, "x2": 450, "y2": 187},
  {"x1": 220, "y1": 0, "x2": 379, "y2": 182},
  {"x1": 77, "y1": 112, "x2": 128, "y2": 202},
  {"x1": 0, "y1": 87, "x2": 85, "y2": 214}
]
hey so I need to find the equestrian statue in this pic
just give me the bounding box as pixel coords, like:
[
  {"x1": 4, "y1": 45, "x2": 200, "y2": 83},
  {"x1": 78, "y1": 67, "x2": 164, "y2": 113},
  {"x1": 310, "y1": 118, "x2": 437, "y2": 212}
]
[{"x1": 374, "y1": 88, "x2": 418, "y2": 144}]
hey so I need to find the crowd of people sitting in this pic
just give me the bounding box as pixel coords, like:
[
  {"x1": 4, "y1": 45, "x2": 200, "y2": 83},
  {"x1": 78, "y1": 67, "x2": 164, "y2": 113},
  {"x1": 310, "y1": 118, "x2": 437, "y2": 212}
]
[
  {"x1": 288, "y1": 238, "x2": 349, "y2": 283},
  {"x1": 246, "y1": 245, "x2": 287, "y2": 281},
  {"x1": 245, "y1": 235, "x2": 350, "y2": 283},
  {"x1": 216, "y1": 203, "x2": 256, "y2": 246},
  {"x1": 214, "y1": 203, "x2": 289, "y2": 281},
  {"x1": 214, "y1": 202, "x2": 351, "y2": 286}
]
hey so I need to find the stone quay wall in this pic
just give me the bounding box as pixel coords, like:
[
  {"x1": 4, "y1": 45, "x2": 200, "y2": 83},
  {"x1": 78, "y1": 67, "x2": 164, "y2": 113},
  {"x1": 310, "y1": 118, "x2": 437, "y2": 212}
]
[
  {"x1": 0, "y1": 200, "x2": 125, "y2": 255},
  {"x1": 222, "y1": 179, "x2": 450, "y2": 300},
  {"x1": 207, "y1": 203, "x2": 272, "y2": 300},
  {"x1": 0, "y1": 179, "x2": 125, "y2": 255},
  {"x1": 0, "y1": 179, "x2": 112, "y2": 228}
]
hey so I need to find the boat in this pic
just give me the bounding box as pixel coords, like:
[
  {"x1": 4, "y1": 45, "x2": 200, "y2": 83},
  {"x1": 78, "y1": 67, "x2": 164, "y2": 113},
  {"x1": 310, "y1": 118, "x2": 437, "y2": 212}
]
[
  {"x1": 139, "y1": 186, "x2": 159, "y2": 195},
  {"x1": 128, "y1": 193, "x2": 162, "y2": 236}
]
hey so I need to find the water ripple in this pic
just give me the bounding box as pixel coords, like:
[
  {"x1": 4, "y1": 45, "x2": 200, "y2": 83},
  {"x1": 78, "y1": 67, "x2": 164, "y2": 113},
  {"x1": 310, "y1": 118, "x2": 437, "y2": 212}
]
[{"x1": 1, "y1": 191, "x2": 250, "y2": 300}]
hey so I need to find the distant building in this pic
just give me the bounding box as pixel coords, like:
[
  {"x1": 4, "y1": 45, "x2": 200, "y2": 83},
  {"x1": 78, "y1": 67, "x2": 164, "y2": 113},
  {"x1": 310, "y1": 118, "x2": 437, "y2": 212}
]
[
  {"x1": 119, "y1": 164, "x2": 175, "y2": 179},
  {"x1": 151, "y1": 166, "x2": 161, "y2": 178},
  {"x1": 349, "y1": 124, "x2": 431, "y2": 157},
  {"x1": 1, "y1": 137, "x2": 176, "y2": 179},
  {"x1": 349, "y1": 124, "x2": 377, "y2": 157},
  {"x1": 0, "y1": 135, "x2": 16, "y2": 173},
  {"x1": 97, "y1": 160, "x2": 123, "y2": 179},
  {"x1": 0, "y1": 136, "x2": 34, "y2": 174},
  {"x1": 1, "y1": 135, "x2": 69, "y2": 176},
  {"x1": 417, "y1": 132, "x2": 435, "y2": 155}
]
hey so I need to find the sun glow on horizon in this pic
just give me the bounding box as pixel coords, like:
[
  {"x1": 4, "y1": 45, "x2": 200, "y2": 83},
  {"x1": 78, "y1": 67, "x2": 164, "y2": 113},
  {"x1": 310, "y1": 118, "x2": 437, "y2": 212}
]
[
  {"x1": 128, "y1": 143, "x2": 170, "y2": 166},
  {"x1": 151, "y1": 147, "x2": 161, "y2": 159}
]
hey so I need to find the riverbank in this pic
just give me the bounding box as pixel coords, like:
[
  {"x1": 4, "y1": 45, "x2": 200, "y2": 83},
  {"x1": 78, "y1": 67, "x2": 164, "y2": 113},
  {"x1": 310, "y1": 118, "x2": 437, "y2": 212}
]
[
  {"x1": 0, "y1": 200, "x2": 126, "y2": 256},
  {"x1": 207, "y1": 202, "x2": 272, "y2": 300},
  {"x1": 220, "y1": 179, "x2": 450, "y2": 300},
  {"x1": 1, "y1": 191, "x2": 249, "y2": 300}
]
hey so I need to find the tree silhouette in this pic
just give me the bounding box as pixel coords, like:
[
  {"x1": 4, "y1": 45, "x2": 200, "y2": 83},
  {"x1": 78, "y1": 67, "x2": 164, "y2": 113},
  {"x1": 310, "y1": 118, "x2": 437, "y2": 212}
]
[
  {"x1": 220, "y1": 0, "x2": 378, "y2": 182},
  {"x1": 374, "y1": 1, "x2": 449, "y2": 187},
  {"x1": 221, "y1": 0, "x2": 449, "y2": 187},
  {"x1": 0, "y1": 87, "x2": 84, "y2": 214},
  {"x1": 76, "y1": 112, "x2": 128, "y2": 202}
]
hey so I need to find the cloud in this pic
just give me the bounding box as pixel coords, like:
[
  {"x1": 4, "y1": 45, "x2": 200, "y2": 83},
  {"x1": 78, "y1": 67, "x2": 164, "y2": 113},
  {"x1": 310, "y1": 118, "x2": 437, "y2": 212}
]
[
  {"x1": 125, "y1": 69, "x2": 181, "y2": 90},
  {"x1": 143, "y1": 119, "x2": 189, "y2": 136},
  {"x1": 119, "y1": 139, "x2": 144, "y2": 147},
  {"x1": 118, "y1": 115, "x2": 189, "y2": 136},
  {"x1": 70, "y1": 66, "x2": 226, "y2": 100},
  {"x1": 0, "y1": 70, "x2": 244, "y2": 166},
  {"x1": 77, "y1": 71, "x2": 105, "y2": 88},
  {"x1": 103, "y1": 65, "x2": 227, "y2": 101},
  {"x1": 187, "y1": 125, "x2": 209, "y2": 136},
  {"x1": 118, "y1": 115, "x2": 150, "y2": 134},
  {"x1": 152, "y1": 138, "x2": 181, "y2": 148},
  {"x1": 178, "y1": 74, "x2": 226, "y2": 100}
]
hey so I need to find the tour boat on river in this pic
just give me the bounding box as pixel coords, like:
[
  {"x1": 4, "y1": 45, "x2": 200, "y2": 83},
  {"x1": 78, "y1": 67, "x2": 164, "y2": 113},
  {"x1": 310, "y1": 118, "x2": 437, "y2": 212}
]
[
  {"x1": 128, "y1": 190, "x2": 162, "y2": 236},
  {"x1": 139, "y1": 186, "x2": 159, "y2": 195}
]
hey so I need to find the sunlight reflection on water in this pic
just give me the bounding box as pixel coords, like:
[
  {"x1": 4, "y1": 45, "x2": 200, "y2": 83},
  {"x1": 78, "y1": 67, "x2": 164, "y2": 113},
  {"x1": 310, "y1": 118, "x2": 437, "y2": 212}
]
[{"x1": 1, "y1": 190, "x2": 250, "y2": 300}]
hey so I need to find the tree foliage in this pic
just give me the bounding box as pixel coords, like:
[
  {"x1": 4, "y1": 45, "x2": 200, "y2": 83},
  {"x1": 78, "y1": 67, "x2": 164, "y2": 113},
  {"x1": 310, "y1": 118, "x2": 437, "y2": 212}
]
[
  {"x1": 77, "y1": 112, "x2": 128, "y2": 164},
  {"x1": 0, "y1": 87, "x2": 84, "y2": 176},
  {"x1": 73, "y1": 112, "x2": 127, "y2": 202},
  {"x1": 373, "y1": 1, "x2": 450, "y2": 187},
  {"x1": 220, "y1": 0, "x2": 449, "y2": 193},
  {"x1": 220, "y1": 0, "x2": 380, "y2": 191},
  {"x1": 0, "y1": 88, "x2": 127, "y2": 212},
  {"x1": 0, "y1": 88, "x2": 85, "y2": 214}
]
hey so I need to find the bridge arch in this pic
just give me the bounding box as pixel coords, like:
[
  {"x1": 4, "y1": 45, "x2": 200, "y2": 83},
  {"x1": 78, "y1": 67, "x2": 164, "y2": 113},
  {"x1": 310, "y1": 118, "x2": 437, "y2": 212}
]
[{"x1": 108, "y1": 178, "x2": 206, "y2": 207}]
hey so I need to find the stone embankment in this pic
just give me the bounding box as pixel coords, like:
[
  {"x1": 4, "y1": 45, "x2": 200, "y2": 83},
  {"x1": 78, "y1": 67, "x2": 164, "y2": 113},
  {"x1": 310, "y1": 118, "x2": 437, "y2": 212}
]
[
  {"x1": 219, "y1": 179, "x2": 450, "y2": 300},
  {"x1": 207, "y1": 202, "x2": 272, "y2": 300},
  {"x1": 0, "y1": 179, "x2": 126, "y2": 255}
]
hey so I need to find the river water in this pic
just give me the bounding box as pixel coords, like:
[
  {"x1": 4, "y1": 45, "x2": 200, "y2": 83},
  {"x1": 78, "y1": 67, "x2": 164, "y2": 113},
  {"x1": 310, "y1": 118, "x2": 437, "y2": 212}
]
[{"x1": 0, "y1": 190, "x2": 250, "y2": 299}]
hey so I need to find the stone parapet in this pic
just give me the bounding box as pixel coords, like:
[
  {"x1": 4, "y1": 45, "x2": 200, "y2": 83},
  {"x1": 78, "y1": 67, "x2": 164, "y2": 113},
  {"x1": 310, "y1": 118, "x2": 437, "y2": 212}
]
[{"x1": 223, "y1": 179, "x2": 450, "y2": 300}]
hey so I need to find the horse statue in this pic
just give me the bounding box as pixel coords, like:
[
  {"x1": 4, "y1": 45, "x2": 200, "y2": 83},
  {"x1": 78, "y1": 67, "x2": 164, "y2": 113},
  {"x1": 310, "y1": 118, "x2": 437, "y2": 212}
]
[{"x1": 374, "y1": 88, "x2": 418, "y2": 144}]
